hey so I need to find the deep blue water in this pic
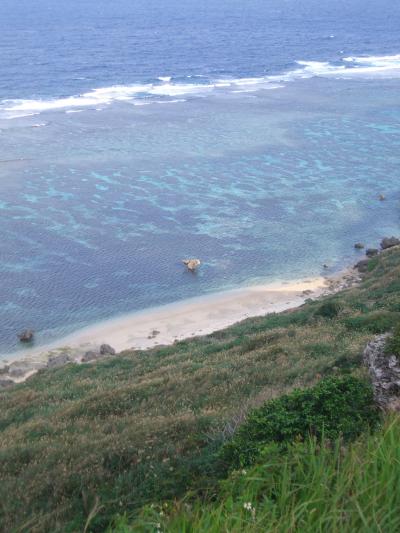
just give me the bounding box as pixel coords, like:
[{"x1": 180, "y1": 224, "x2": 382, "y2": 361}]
[{"x1": 0, "y1": 0, "x2": 399, "y2": 354}]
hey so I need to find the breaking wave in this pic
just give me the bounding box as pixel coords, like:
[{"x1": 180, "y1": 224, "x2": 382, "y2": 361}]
[{"x1": 2, "y1": 53, "x2": 400, "y2": 119}]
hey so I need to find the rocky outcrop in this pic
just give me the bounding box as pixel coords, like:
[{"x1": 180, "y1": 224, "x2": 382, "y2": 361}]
[
  {"x1": 0, "y1": 378, "x2": 14, "y2": 389},
  {"x1": 380, "y1": 237, "x2": 400, "y2": 250},
  {"x1": 100, "y1": 344, "x2": 116, "y2": 356},
  {"x1": 363, "y1": 334, "x2": 400, "y2": 411},
  {"x1": 0, "y1": 365, "x2": 10, "y2": 375},
  {"x1": 47, "y1": 354, "x2": 73, "y2": 369},
  {"x1": 18, "y1": 329, "x2": 34, "y2": 342},
  {"x1": 353, "y1": 237, "x2": 400, "y2": 272},
  {"x1": 8, "y1": 367, "x2": 28, "y2": 378},
  {"x1": 81, "y1": 350, "x2": 100, "y2": 363},
  {"x1": 366, "y1": 248, "x2": 379, "y2": 257},
  {"x1": 182, "y1": 259, "x2": 201, "y2": 272},
  {"x1": 355, "y1": 259, "x2": 370, "y2": 273}
]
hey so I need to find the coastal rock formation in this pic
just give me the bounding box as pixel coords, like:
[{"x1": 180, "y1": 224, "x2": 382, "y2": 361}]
[
  {"x1": 355, "y1": 259, "x2": 370, "y2": 273},
  {"x1": 18, "y1": 329, "x2": 34, "y2": 342},
  {"x1": 381, "y1": 237, "x2": 400, "y2": 250},
  {"x1": 363, "y1": 334, "x2": 400, "y2": 411},
  {"x1": 81, "y1": 350, "x2": 100, "y2": 363},
  {"x1": 182, "y1": 258, "x2": 201, "y2": 271},
  {"x1": 366, "y1": 248, "x2": 379, "y2": 257},
  {"x1": 47, "y1": 354, "x2": 73, "y2": 369},
  {"x1": 0, "y1": 365, "x2": 10, "y2": 375},
  {"x1": 354, "y1": 242, "x2": 365, "y2": 249},
  {"x1": 100, "y1": 344, "x2": 116, "y2": 356},
  {"x1": 8, "y1": 367, "x2": 28, "y2": 378},
  {"x1": 0, "y1": 378, "x2": 14, "y2": 389}
]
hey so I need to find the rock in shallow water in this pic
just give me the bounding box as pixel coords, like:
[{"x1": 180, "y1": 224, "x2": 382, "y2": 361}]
[
  {"x1": 18, "y1": 329, "x2": 34, "y2": 342},
  {"x1": 366, "y1": 248, "x2": 379, "y2": 257},
  {"x1": 182, "y1": 258, "x2": 201, "y2": 271}
]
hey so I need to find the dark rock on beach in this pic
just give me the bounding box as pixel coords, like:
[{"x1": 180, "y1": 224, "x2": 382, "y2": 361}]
[
  {"x1": 100, "y1": 344, "x2": 116, "y2": 356},
  {"x1": 82, "y1": 350, "x2": 100, "y2": 363},
  {"x1": 18, "y1": 329, "x2": 34, "y2": 342},
  {"x1": 354, "y1": 242, "x2": 365, "y2": 249},
  {"x1": 8, "y1": 366, "x2": 31, "y2": 378},
  {"x1": 355, "y1": 259, "x2": 370, "y2": 273},
  {"x1": 0, "y1": 379, "x2": 14, "y2": 389},
  {"x1": 302, "y1": 289, "x2": 313, "y2": 296},
  {"x1": 0, "y1": 365, "x2": 10, "y2": 375},
  {"x1": 366, "y1": 248, "x2": 379, "y2": 257},
  {"x1": 47, "y1": 354, "x2": 73, "y2": 369},
  {"x1": 381, "y1": 237, "x2": 400, "y2": 250}
]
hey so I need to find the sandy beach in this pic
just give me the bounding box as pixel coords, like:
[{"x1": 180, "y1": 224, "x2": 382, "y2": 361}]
[{"x1": 0, "y1": 270, "x2": 358, "y2": 383}]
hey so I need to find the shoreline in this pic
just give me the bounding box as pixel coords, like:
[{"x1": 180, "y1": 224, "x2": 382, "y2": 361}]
[{"x1": 0, "y1": 268, "x2": 359, "y2": 385}]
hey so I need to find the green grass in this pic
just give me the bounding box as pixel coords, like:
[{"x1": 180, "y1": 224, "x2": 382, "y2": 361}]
[
  {"x1": 0, "y1": 247, "x2": 400, "y2": 532},
  {"x1": 121, "y1": 417, "x2": 400, "y2": 533}
]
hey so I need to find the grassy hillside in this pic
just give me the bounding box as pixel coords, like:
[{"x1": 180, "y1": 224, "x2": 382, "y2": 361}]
[
  {"x1": 119, "y1": 417, "x2": 400, "y2": 533},
  {"x1": 1, "y1": 246, "x2": 400, "y2": 532}
]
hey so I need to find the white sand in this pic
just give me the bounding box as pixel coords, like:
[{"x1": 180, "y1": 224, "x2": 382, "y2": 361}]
[{"x1": 3, "y1": 276, "x2": 331, "y2": 375}]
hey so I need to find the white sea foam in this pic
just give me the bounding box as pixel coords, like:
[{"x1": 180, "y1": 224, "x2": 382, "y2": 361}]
[{"x1": 2, "y1": 53, "x2": 400, "y2": 118}]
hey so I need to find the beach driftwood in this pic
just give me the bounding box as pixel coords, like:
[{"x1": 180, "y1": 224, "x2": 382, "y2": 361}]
[
  {"x1": 17, "y1": 329, "x2": 34, "y2": 342},
  {"x1": 182, "y1": 258, "x2": 201, "y2": 272}
]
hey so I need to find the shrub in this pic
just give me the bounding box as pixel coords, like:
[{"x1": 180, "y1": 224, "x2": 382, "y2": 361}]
[
  {"x1": 343, "y1": 311, "x2": 399, "y2": 333},
  {"x1": 315, "y1": 300, "x2": 341, "y2": 319},
  {"x1": 219, "y1": 376, "x2": 379, "y2": 468}
]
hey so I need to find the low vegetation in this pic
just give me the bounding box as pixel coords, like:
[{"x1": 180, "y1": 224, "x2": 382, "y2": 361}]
[
  {"x1": 121, "y1": 417, "x2": 400, "y2": 533},
  {"x1": 219, "y1": 376, "x2": 378, "y2": 469},
  {"x1": 0, "y1": 247, "x2": 399, "y2": 532}
]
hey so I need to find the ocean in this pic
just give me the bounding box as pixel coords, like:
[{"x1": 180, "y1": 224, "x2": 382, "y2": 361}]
[{"x1": 0, "y1": 0, "x2": 399, "y2": 355}]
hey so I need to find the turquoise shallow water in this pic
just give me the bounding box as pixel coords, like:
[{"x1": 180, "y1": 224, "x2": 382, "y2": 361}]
[{"x1": 0, "y1": 76, "x2": 399, "y2": 355}]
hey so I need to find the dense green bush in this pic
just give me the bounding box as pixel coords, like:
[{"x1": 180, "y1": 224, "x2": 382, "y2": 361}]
[
  {"x1": 219, "y1": 376, "x2": 379, "y2": 468},
  {"x1": 386, "y1": 323, "x2": 400, "y2": 356},
  {"x1": 315, "y1": 300, "x2": 341, "y2": 319}
]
